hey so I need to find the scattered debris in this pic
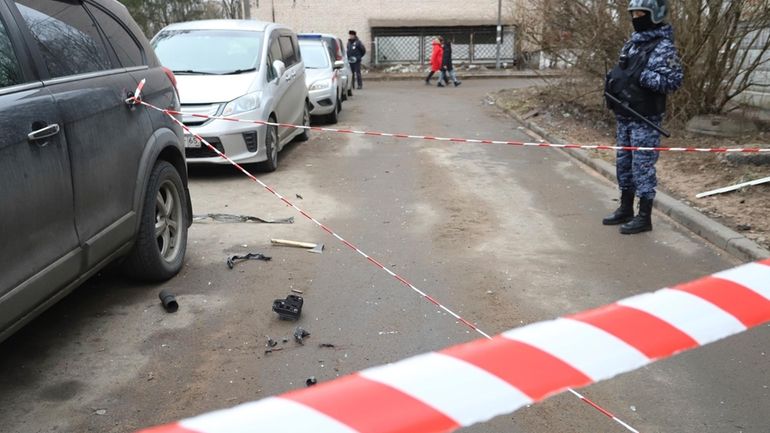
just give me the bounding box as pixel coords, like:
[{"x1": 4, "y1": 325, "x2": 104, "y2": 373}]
[
  {"x1": 294, "y1": 326, "x2": 311, "y2": 345},
  {"x1": 319, "y1": 343, "x2": 335, "y2": 348},
  {"x1": 296, "y1": 193, "x2": 303, "y2": 199},
  {"x1": 273, "y1": 294, "x2": 304, "y2": 320},
  {"x1": 291, "y1": 289, "x2": 304, "y2": 295},
  {"x1": 158, "y1": 290, "x2": 178, "y2": 313},
  {"x1": 696, "y1": 176, "x2": 770, "y2": 198},
  {"x1": 193, "y1": 213, "x2": 294, "y2": 224},
  {"x1": 282, "y1": 337, "x2": 289, "y2": 343},
  {"x1": 306, "y1": 376, "x2": 317, "y2": 387},
  {"x1": 227, "y1": 252, "x2": 272, "y2": 269},
  {"x1": 266, "y1": 337, "x2": 278, "y2": 348},
  {"x1": 378, "y1": 331, "x2": 399, "y2": 335},
  {"x1": 94, "y1": 409, "x2": 107, "y2": 416},
  {"x1": 737, "y1": 224, "x2": 752, "y2": 232},
  {"x1": 264, "y1": 347, "x2": 284, "y2": 355},
  {"x1": 270, "y1": 239, "x2": 325, "y2": 254}
]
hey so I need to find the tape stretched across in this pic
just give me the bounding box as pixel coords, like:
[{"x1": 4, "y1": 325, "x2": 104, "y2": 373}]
[{"x1": 136, "y1": 259, "x2": 770, "y2": 433}]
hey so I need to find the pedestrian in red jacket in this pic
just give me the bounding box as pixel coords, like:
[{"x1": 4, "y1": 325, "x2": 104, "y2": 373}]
[{"x1": 425, "y1": 37, "x2": 444, "y2": 85}]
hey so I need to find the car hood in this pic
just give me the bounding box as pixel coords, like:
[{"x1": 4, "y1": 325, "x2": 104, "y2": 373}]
[
  {"x1": 304, "y1": 68, "x2": 333, "y2": 86},
  {"x1": 176, "y1": 73, "x2": 258, "y2": 104}
]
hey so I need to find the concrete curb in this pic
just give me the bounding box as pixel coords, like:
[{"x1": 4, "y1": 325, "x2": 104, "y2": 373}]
[
  {"x1": 364, "y1": 71, "x2": 563, "y2": 82},
  {"x1": 497, "y1": 101, "x2": 770, "y2": 262}
]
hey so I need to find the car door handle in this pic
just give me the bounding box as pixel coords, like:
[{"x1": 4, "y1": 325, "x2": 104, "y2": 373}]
[{"x1": 28, "y1": 123, "x2": 60, "y2": 142}]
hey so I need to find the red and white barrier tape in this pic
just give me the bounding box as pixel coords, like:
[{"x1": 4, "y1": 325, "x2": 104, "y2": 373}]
[
  {"x1": 137, "y1": 260, "x2": 770, "y2": 433},
  {"x1": 132, "y1": 93, "x2": 640, "y2": 431},
  {"x1": 143, "y1": 97, "x2": 768, "y2": 154}
]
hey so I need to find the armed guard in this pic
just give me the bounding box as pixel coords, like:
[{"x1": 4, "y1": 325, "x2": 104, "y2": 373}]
[{"x1": 603, "y1": 0, "x2": 683, "y2": 234}]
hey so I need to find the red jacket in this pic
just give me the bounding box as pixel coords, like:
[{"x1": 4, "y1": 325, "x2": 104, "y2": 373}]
[{"x1": 430, "y1": 41, "x2": 443, "y2": 71}]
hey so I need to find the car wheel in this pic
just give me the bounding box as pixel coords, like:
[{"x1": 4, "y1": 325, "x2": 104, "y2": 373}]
[
  {"x1": 258, "y1": 121, "x2": 279, "y2": 172},
  {"x1": 123, "y1": 160, "x2": 188, "y2": 282},
  {"x1": 295, "y1": 103, "x2": 310, "y2": 142},
  {"x1": 326, "y1": 98, "x2": 340, "y2": 124}
]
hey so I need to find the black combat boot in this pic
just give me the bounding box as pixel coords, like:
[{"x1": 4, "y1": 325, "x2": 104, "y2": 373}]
[
  {"x1": 602, "y1": 190, "x2": 635, "y2": 225},
  {"x1": 620, "y1": 197, "x2": 653, "y2": 234}
]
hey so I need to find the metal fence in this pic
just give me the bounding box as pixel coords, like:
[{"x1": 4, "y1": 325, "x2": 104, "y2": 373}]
[{"x1": 372, "y1": 26, "x2": 516, "y2": 66}]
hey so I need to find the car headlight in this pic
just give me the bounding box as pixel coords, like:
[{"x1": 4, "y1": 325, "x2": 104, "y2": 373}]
[
  {"x1": 222, "y1": 92, "x2": 261, "y2": 116},
  {"x1": 309, "y1": 79, "x2": 332, "y2": 91}
]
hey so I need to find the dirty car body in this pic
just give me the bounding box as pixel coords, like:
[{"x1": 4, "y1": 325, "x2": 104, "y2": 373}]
[{"x1": 0, "y1": 0, "x2": 191, "y2": 343}]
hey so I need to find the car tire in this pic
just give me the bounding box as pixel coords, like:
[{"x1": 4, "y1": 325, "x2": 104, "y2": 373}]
[
  {"x1": 258, "y1": 121, "x2": 279, "y2": 172},
  {"x1": 326, "y1": 99, "x2": 339, "y2": 124},
  {"x1": 122, "y1": 160, "x2": 188, "y2": 282},
  {"x1": 295, "y1": 103, "x2": 310, "y2": 142}
]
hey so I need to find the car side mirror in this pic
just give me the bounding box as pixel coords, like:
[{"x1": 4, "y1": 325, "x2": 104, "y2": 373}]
[
  {"x1": 333, "y1": 60, "x2": 345, "y2": 70},
  {"x1": 273, "y1": 60, "x2": 286, "y2": 79}
]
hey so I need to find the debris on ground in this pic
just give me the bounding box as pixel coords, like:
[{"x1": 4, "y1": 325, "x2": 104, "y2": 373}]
[
  {"x1": 291, "y1": 289, "x2": 304, "y2": 294},
  {"x1": 266, "y1": 336, "x2": 278, "y2": 348},
  {"x1": 306, "y1": 376, "x2": 317, "y2": 387},
  {"x1": 227, "y1": 252, "x2": 272, "y2": 269},
  {"x1": 296, "y1": 193, "x2": 303, "y2": 199},
  {"x1": 94, "y1": 409, "x2": 107, "y2": 416},
  {"x1": 282, "y1": 337, "x2": 289, "y2": 343},
  {"x1": 319, "y1": 343, "x2": 335, "y2": 348},
  {"x1": 193, "y1": 213, "x2": 294, "y2": 224},
  {"x1": 294, "y1": 326, "x2": 311, "y2": 345},
  {"x1": 696, "y1": 176, "x2": 770, "y2": 198},
  {"x1": 273, "y1": 294, "x2": 304, "y2": 320},
  {"x1": 158, "y1": 290, "x2": 178, "y2": 313},
  {"x1": 270, "y1": 239, "x2": 325, "y2": 254},
  {"x1": 264, "y1": 347, "x2": 284, "y2": 355}
]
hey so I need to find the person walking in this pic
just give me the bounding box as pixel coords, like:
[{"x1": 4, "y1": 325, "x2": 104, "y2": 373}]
[
  {"x1": 347, "y1": 30, "x2": 366, "y2": 89},
  {"x1": 602, "y1": 0, "x2": 682, "y2": 234},
  {"x1": 425, "y1": 37, "x2": 444, "y2": 85},
  {"x1": 438, "y1": 38, "x2": 461, "y2": 87}
]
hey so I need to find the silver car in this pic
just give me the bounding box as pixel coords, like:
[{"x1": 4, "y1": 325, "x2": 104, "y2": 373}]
[
  {"x1": 152, "y1": 20, "x2": 310, "y2": 171},
  {"x1": 300, "y1": 33, "x2": 353, "y2": 100},
  {"x1": 298, "y1": 36, "x2": 345, "y2": 124}
]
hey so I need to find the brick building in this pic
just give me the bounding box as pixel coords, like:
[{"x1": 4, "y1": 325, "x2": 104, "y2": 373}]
[{"x1": 248, "y1": 0, "x2": 518, "y2": 66}]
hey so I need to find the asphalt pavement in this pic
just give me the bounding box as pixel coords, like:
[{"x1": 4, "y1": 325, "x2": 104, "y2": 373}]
[{"x1": 0, "y1": 78, "x2": 767, "y2": 433}]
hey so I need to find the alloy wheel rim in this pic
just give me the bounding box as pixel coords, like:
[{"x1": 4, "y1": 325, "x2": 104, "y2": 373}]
[{"x1": 155, "y1": 180, "x2": 183, "y2": 262}]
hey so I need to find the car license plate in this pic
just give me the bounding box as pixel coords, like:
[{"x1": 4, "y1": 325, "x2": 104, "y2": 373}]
[{"x1": 184, "y1": 135, "x2": 201, "y2": 148}]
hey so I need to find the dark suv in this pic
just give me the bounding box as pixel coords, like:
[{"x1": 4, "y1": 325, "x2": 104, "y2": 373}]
[{"x1": 0, "y1": 0, "x2": 191, "y2": 343}]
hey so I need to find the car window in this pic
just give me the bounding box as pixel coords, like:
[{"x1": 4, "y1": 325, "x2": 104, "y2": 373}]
[
  {"x1": 291, "y1": 34, "x2": 301, "y2": 62},
  {"x1": 269, "y1": 37, "x2": 282, "y2": 65},
  {"x1": 153, "y1": 29, "x2": 262, "y2": 75},
  {"x1": 0, "y1": 17, "x2": 23, "y2": 88},
  {"x1": 299, "y1": 42, "x2": 329, "y2": 69},
  {"x1": 279, "y1": 35, "x2": 296, "y2": 67},
  {"x1": 87, "y1": 5, "x2": 144, "y2": 67},
  {"x1": 15, "y1": 0, "x2": 112, "y2": 78}
]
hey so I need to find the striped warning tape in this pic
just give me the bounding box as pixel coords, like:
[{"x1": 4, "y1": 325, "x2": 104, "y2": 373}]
[
  {"x1": 128, "y1": 85, "x2": 769, "y2": 154},
  {"x1": 132, "y1": 94, "x2": 641, "y2": 431},
  {"x1": 136, "y1": 260, "x2": 770, "y2": 433}
]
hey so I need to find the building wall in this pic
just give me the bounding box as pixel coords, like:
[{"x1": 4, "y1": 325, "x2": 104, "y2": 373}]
[{"x1": 249, "y1": 0, "x2": 513, "y2": 64}]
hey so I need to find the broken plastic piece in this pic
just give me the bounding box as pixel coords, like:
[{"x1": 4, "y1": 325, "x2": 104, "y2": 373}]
[
  {"x1": 273, "y1": 294, "x2": 304, "y2": 320},
  {"x1": 294, "y1": 326, "x2": 311, "y2": 345},
  {"x1": 227, "y1": 252, "x2": 272, "y2": 269},
  {"x1": 193, "y1": 213, "x2": 294, "y2": 224}
]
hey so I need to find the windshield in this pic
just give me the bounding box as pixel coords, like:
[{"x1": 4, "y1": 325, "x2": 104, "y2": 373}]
[
  {"x1": 152, "y1": 30, "x2": 263, "y2": 74},
  {"x1": 298, "y1": 42, "x2": 329, "y2": 69}
]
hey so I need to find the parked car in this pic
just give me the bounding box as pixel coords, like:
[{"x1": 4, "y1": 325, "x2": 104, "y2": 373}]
[
  {"x1": 300, "y1": 33, "x2": 353, "y2": 100},
  {"x1": 152, "y1": 20, "x2": 310, "y2": 171},
  {"x1": 0, "y1": 0, "x2": 191, "y2": 343},
  {"x1": 297, "y1": 35, "x2": 345, "y2": 124}
]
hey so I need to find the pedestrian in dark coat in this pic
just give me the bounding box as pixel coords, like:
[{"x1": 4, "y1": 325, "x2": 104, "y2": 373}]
[
  {"x1": 602, "y1": 0, "x2": 683, "y2": 234},
  {"x1": 425, "y1": 37, "x2": 444, "y2": 85},
  {"x1": 438, "y1": 39, "x2": 461, "y2": 87},
  {"x1": 347, "y1": 30, "x2": 366, "y2": 89}
]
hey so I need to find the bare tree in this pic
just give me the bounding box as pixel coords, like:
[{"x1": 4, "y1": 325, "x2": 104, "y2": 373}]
[
  {"x1": 119, "y1": 0, "x2": 223, "y2": 37},
  {"x1": 513, "y1": 0, "x2": 770, "y2": 120}
]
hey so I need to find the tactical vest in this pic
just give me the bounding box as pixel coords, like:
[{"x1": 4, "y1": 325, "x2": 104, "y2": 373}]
[{"x1": 605, "y1": 38, "x2": 666, "y2": 118}]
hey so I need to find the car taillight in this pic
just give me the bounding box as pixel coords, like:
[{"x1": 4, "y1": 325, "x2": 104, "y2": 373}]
[{"x1": 162, "y1": 66, "x2": 178, "y2": 93}]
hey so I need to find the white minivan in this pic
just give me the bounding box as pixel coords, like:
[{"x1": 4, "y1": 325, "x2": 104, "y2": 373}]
[{"x1": 152, "y1": 20, "x2": 310, "y2": 171}]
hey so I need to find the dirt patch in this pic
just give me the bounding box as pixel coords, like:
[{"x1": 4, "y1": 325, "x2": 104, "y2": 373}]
[{"x1": 493, "y1": 82, "x2": 770, "y2": 252}]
